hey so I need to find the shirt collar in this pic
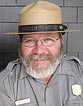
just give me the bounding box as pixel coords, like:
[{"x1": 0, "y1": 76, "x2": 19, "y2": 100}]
[{"x1": 20, "y1": 64, "x2": 30, "y2": 80}]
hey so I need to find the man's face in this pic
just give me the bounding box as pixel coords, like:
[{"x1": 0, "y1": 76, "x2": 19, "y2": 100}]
[{"x1": 20, "y1": 33, "x2": 64, "y2": 78}]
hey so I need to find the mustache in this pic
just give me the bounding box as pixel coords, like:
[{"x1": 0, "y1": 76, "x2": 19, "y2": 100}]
[{"x1": 26, "y1": 53, "x2": 54, "y2": 61}]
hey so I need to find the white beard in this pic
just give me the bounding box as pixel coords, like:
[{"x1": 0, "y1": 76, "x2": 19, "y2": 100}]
[{"x1": 21, "y1": 57, "x2": 60, "y2": 79}]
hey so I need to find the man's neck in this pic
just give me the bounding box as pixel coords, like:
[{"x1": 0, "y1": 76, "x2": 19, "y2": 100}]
[{"x1": 40, "y1": 75, "x2": 53, "y2": 84}]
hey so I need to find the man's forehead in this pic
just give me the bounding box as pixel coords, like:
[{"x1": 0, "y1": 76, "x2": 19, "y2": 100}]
[{"x1": 22, "y1": 33, "x2": 59, "y2": 39}]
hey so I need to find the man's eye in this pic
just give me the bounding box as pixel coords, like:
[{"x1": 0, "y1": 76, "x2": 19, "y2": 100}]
[
  {"x1": 25, "y1": 39, "x2": 34, "y2": 43},
  {"x1": 44, "y1": 38, "x2": 54, "y2": 42}
]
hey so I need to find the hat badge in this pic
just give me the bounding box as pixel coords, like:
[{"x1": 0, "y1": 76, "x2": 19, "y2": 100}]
[{"x1": 59, "y1": 25, "x2": 63, "y2": 30}]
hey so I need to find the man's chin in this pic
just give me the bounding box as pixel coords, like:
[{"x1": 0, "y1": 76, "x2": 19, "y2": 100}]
[
  {"x1": 20, "y1": 54, "x2": 61, "y2": 79},
  {"x1": 30, "y1": 60, "x2": 51, "y2": 71},
  {"x1": 25, "y1": 60, "x2": 59, "y2": 79}
]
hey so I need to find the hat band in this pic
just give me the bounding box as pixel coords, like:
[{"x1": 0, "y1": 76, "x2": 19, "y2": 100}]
[{"x1": 18, "y1": 24, "x2": 65, "y2": 32}]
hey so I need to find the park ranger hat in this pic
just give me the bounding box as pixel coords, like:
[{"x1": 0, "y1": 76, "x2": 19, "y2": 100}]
[{"x1": 4, "y1": 1, "x2": 80, "y2": 35}]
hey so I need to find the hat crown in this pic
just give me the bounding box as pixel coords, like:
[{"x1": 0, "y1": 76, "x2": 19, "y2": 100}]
[
  {"x1": 4, "y1": 1, "x2": 80, "y2": 35},
  {"x1": 20, "y1": 1, "x2": 60, "y2": 13},
  {"x1": 19, "y1": 1, "x2": 62, "y2": 25}
]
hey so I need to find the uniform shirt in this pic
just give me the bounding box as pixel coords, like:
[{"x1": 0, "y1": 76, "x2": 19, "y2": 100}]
[{"x1": 0, "y1": 55, "x2": 83, "y2": 106}]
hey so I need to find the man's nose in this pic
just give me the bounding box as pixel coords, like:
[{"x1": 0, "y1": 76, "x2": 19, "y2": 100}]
[{"x1": 32, "y1": 41, "x2": 47, "y2": 54}]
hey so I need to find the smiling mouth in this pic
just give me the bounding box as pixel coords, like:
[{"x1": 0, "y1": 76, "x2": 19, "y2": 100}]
[{"x1": 32, "y1": 59, "x2": 48, "y2": 63}]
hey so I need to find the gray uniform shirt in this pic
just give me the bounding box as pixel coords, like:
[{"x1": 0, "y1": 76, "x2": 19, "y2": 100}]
[{"x1": 0, "y1": 55, "x2": 83, "y2": 106}]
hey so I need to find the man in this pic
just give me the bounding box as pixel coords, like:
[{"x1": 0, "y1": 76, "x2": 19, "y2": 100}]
[{"x1": 0, "y1": 1, "x2": 83, "y2": 106}]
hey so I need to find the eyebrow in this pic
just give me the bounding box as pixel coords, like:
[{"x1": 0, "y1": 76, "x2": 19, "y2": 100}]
[{"x1": 22, "y1": 33, "x2": 59, "y2": 39}]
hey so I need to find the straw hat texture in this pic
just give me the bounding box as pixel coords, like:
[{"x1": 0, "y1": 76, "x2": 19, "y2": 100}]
[{"x1": 4, "y1": 1, "x2": 80, "y2": 35}]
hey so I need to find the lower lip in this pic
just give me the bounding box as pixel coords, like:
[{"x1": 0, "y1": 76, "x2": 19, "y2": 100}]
[{"x1": 32, "y1": 60, "x2": 48, "y2": 63}]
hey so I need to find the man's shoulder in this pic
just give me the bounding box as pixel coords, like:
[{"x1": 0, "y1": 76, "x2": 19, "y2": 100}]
[
  {"x1": 63, "y1": 55, "x2": 83, "y2": 75},
  {"x1": 0, "y1": 58, "x2": 21, "y2": 82},
  {"x1": 63, "y1": 55, "x2": 83, "y2": 65}
]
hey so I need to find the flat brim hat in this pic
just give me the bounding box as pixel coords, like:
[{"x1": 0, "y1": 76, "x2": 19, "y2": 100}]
[{"x1": 4, "y1": 1, "x2": 80, "y2": 35}]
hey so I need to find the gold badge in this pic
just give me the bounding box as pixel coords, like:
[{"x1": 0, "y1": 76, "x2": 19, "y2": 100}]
[
  {"x1": 59, "y1": 25, "x2": 63, "y2": 30},
  {"x1": 72, "y1": 84, "x2": 82, "y2": 96},
  {"x1": 15, "y1": 98, "x2": 30, "y2": 105}
]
